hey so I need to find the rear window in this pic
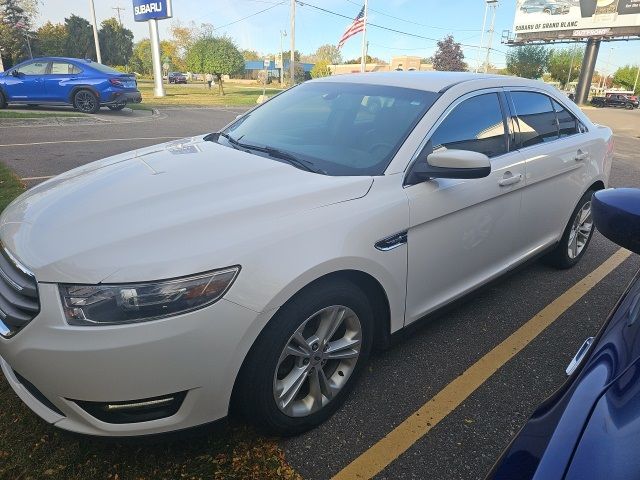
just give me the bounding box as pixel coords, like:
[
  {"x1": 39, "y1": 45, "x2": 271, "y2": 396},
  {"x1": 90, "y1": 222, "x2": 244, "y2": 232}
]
[{"x1": 86, "y1": 62, "x2": 123, "y2": 74}]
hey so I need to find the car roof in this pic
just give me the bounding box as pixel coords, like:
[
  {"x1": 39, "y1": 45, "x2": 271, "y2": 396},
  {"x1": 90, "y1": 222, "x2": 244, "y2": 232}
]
[
  {"x1": 22, "y1": 57, "x2": 96, "y2": 64},
  {"x1": 310, "y1": 71, "x2": 540, "y2": 93}
]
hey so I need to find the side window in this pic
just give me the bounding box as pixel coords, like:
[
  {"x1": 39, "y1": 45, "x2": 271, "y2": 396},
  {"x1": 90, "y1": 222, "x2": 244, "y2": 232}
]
[
  {"x1": 15, "y1": 61, "x2": 48, "y2": 75},
  {"x1": 552, "y1": 100, "x2": 580, "y2": 138},
  {"x1": 511, "y1": 91, "x2": 558, "y2": 147},
  {"x1": 50, "y1": 62, "x2": 81, "y2": 75},
  {"x1": 429, "y1": 93, "x2": 507, "y2": 158}
]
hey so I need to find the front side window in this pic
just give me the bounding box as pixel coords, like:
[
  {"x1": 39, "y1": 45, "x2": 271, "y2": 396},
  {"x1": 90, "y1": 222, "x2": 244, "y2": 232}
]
[
  {"x1": 223, "y1": 82, "x2": 439, "y2": 176},
  {"x1": 50, "y1": 62, "x2": 81, "y2": 75},
  {"x1": 553, "y1": 100, "x2": 580, "y2": 138},
  {"x1": 14, "y1": 61, "x2": 48, "y2": 75},
  {"x1": 511, "y1": 91, "x2": 558, "y2": 147},
  {"x1": 429, "y1": 93, "x2": 507, "y2": 158}
]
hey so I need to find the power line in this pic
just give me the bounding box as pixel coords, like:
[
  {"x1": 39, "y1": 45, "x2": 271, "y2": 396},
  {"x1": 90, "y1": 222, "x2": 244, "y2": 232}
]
[
  {"x1": 211, "y1": 2, "x2": 286, "y2": 31},
  {"x1": 297, "y1": 1, "x2": 507, "y2": 57},
  {"x1": 112, "y1": 6, "x2": 125, "y2": 26},
  {"x1": 344, "y1": 0, "x2": 481, "y2": 33}
]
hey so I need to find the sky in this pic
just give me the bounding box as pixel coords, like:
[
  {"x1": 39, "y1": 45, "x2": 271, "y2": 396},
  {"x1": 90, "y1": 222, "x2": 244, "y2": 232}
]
[{"x1": 38, "y1": 0, "x2": 640, "y2": 74}]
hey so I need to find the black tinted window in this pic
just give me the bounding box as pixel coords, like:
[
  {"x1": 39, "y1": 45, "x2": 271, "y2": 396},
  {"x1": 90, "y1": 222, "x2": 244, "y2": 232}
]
[
  {"x1": 553, "y1": 100, "x2": 579, "y2": 138},
  {"x1": 430, "y1": 93, "x2": 507, "y2": 158},
  {"x1": 511, "y1": 92, "x2": 558, "y2": 147}
]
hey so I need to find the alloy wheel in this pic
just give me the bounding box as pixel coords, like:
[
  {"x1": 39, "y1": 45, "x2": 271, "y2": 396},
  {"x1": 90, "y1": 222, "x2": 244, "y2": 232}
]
[
  {"x1": 568, "y1": 201, "x2": 593, "y2": 259},
  {"x1": 76, "y1": 91, "x2": 97, "y2": 113},
  {"x1": 273, "y1": 305, "x2": 362, "y2": 417}
]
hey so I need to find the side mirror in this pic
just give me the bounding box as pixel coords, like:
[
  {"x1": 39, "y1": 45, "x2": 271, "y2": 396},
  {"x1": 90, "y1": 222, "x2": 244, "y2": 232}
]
[
  {"x1": 592, "y1": 188, "x2": 640, "y2": 255},
  {"x1": 11, "y1": 70, "x2": 21, "y2": 77},
  {"x1": 406, "y1": 149, "x2": 491, "y2": 185}
]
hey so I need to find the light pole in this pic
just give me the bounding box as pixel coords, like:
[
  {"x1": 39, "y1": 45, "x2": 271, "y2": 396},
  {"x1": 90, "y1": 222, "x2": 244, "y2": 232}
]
[
  {"x1": 566, "y1": 47, "x2": 578, "y2": 91},
  {"x1": 280, "y1": 30, "x2": 287, "y2": 85},
  {"x1": 88, "y1": 0, "x2": 102, "y2": 63},
  {"x1": 289, "y1": 0, "x2": 295, "y2": 85},
  {"x1": 483, "y1": 0, "x2": 499, "y2": 73},
  {"x1": 475, "y1": 2, "x2": 489, "y2": 73}
]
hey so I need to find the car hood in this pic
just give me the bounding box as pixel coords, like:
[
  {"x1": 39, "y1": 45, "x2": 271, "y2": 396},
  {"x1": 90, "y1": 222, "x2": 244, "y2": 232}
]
[{"x1": 0, "y1": 136, "x2": 373, "y2": 284}]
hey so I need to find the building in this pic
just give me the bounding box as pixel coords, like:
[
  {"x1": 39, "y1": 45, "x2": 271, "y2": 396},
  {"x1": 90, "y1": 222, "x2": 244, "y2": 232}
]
[
  {"x1": 329, "y1": 56, "x2": 434, "y2": 76},
  {"x1": 235, "y1": 60, "x2": 315, "y2": 81}
]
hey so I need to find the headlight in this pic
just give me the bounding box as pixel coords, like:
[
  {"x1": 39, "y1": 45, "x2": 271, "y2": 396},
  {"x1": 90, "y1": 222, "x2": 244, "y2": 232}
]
[{"x1": 59, "y1": 267, "x2": 240, "y2": 326}]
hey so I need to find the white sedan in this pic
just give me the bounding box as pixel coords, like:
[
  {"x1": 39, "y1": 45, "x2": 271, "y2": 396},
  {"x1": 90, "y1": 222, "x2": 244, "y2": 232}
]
[{"x1": 0, "y1": 72, "x2": 612, "y2": 436}]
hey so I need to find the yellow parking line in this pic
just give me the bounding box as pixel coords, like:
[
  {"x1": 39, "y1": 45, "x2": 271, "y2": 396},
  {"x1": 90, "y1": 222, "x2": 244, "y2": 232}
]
[{"x1": 333, "y1": 248, "x2": 632, "y2": 480}]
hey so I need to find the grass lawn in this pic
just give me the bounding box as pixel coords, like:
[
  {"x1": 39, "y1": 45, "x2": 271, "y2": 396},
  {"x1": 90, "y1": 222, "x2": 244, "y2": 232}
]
[
  {"x1": 137, "y1": 79, "x2": 283, "y2": 107},
  {"x1": 0, "y1": 110, "x2": 84, "y2": 119},
  {"x1": 0, "y1": 165, "x2": 300, "y2": 480}
]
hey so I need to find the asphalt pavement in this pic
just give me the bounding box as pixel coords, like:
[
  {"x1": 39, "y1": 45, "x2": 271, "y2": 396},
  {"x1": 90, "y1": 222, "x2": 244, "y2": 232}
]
[{"x1": 1, "y1": 105, "x2": 639, "y2": 480}]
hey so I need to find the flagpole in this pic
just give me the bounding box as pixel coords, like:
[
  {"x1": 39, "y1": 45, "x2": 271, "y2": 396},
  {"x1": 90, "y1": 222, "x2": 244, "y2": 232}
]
[{"x1": 360, "y1": 0, "x2": 369, "y2": 73}]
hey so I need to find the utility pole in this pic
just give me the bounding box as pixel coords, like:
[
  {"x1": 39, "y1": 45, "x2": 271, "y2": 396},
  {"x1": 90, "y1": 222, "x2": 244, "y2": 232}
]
[
  {"x1": 112, "y1": 6, "x2": 125, "y2": 26},
  {"x1": 566, "y1": 47, "x2": 578, "y2": 91},
  {"x1": 289, "y1": 0, "x2": 296, "y2": 86},
  {"x1": 360, "y1": 0, "x2": 369, "y2": 73},
  {"x1": 483, "y1": 0, "x2": 499, "y2": 73},
  {"x1": 600, "y1": 46, "x2": 613, "y2": 92},
  {"x1": 475, "y1": 2, "x2": 489, "y2": 73},
  {"x1": 88, "y1": 0, "x2": 102, "y2": 63},
  {"x1": 280, "y1": 30, "x2": 287, "y2": 85}
]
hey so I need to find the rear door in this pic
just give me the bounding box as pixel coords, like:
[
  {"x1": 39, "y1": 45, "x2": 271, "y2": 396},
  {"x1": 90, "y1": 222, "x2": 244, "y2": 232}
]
[
  {"x1": 404, "y1": 90, "x2": 526, "y2": 323},
  {"x1": 44, "y1": 61, "x2": 82, "y2": 102},
  {"x1": 507, "y1": 89, "x2": 594, "y2": 255},
  {"x1": 3, "y1": 60, "x2": 48, "y2": 101}
]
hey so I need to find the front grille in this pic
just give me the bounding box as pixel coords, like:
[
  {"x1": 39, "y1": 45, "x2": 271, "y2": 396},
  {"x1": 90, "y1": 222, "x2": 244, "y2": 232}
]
[{"x1": 0, "y1": 244, "x2": 39, "y2": 338}]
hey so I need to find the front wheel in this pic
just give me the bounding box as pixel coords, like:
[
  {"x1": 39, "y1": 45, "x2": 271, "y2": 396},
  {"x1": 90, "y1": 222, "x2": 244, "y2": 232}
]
[
  {"x1": 73, "y1": 89, "x2": 100, "y2": 114},
  {"x1": 0, "y1": 91, "x2": 6, "y2": 109},
  {"x1": 544, "y1": 190, "x2": 596, "y2": 269},
  {"x1": 107, "y1": 103, "x2": 126, "y2": 111},
  {"x1": 625, "y1": 103, "x2": 634, "y2": 110},
  {"x1": 235, "y1": 279, "x2": 373, "y2": 435}
]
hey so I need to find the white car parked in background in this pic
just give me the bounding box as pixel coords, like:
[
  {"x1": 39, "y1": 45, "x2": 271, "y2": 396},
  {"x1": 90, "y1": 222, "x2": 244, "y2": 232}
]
[{"x1": 0, "y1": 72, "x2": 612, "y2": 436}]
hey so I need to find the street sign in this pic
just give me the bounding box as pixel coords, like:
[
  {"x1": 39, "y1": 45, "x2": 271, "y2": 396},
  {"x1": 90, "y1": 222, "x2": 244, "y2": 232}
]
[
  {"x1": 132, "y1": 0, "x2": 173, "y2": 22},
  {"x1": 275, "y1": 53, "x2": 283, "y2": 69},
  {"x1": 264, "y1": 57, "x2": 271, "y2": 69}
]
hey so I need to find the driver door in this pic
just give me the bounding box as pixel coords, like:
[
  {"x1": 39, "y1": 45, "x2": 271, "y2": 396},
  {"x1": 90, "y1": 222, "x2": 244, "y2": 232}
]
[
  {"x1": 403, "y1": 90, "x2": 526, "y2": 324},
  {"x1": 4, "y1": 60, "x2": 48, "y2": 101}
]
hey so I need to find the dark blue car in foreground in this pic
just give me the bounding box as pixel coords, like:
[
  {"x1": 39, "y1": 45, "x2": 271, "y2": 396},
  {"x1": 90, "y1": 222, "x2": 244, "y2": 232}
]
[
  {"x1": 489, "y1": 188, "x2": 640, "y2": 480},
  {"x1": 0, "y1": 57, "x2": 141, "y2": 113}
]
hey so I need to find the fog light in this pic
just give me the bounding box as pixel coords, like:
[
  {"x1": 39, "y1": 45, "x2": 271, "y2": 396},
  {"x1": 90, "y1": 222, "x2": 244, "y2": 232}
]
[{"x1": 74, "y1": 391, "x2": 187, "y2": 424}]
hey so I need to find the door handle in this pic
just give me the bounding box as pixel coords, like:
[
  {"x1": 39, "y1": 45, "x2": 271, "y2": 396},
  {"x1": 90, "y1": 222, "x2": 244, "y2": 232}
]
[
  {"x1": 498, "y1": 173, "x2": 523, "y2": 187},
  {"x1": 575, "y1": 150, "x2": 589, "y2": 161}
]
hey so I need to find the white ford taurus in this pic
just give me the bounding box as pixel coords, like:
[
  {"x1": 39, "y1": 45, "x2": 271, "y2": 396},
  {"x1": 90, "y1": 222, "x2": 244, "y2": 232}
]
[{"x1": 0, "y1": 72, "x2": 612, "y2": 436}]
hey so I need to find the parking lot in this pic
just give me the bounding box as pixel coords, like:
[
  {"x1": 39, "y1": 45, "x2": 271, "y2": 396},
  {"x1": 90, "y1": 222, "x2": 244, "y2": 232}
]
[{"x1": 1, "y1": 105, "x2": 639, "y2": 479}]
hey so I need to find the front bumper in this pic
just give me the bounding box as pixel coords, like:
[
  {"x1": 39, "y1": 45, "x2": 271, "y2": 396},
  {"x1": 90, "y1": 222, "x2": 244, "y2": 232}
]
[
  {"x1": 103, "y1": 91, "x2": 142, "y2": 105},
  {"x1": 0, "y1": 283, "x2": 264, "y2": 436}
]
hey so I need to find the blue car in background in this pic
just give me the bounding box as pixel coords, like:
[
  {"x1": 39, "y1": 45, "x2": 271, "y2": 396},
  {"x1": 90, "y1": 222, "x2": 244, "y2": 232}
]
[
  {"x1": 0, "y1": 57, "x2": 141, "y2": 113},
  {"x1": 488, "y1": 188, "x2": 640, "y2": 480}
]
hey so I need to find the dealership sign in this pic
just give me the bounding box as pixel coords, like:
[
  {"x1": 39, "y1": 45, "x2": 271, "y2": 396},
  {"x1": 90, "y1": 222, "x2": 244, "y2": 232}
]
[
  {"x1": 513, "y1": 0, "x2": 640, "y2": 37},
  {"x1": 132, "y1": 0, "x2": 173, "y2": 22}
]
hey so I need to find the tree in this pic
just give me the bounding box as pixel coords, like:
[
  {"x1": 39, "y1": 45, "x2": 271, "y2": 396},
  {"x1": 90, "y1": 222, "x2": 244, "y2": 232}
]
[
  {"x1": 33, "y1": 21, "x2": 67, "y2": 57},
  {"x1": 506, "y1": 45, "x2": 550, "y2": 79},
  {"x1": 98, "y1": 18, "x2": 133, "y2": 66},
  {"x1": 613, "y1": 65, "x2": 640, "y2": 95},
  {"x1": 64, "y1": 15, "x2": 95, "y2": 60},
  {"x1": 547, "y1": 46, "x2": 584, "y2": 88},
  {"x1": 240, "y1": 49, "x2": 260, "y2": 61},
  {"x1": 312, "y1": 44, "x2": 342, "y2": 64},
  {"x1": 284, "y1": 63, "x2": 306, "y2": 84},
  {"x1": 185, "y1": 36, "x2": 245, "y2": 95},
  {"x1": 344, "y1": 55, "x2": 386, "y2": 65},
  {"x1": 311, "y1": 60, "x2": 332, "y2": 78},
  {"x1": 0, "y1": 0, "x2": 34, "y2": 66},
  {"x1": 281, "y1": 50, "x2": 301, "y2": 62},
  {"x1": 129, "y1": 39, "x2": 151, "y2": 74},
  {"x1": 432, "y1": 35, "x2": 466, "y2": 72}
]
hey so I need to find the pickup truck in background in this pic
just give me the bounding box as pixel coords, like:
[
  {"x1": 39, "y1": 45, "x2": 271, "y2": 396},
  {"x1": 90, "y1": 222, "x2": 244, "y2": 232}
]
[{"x1": 590, "y1": 93, "x2": 639, "y2": 109}]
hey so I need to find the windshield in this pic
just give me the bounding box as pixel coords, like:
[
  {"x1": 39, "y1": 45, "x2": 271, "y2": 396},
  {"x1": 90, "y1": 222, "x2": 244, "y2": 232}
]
[{"x1": 223, "y1": 81, "x2": 439, "y2": 176}]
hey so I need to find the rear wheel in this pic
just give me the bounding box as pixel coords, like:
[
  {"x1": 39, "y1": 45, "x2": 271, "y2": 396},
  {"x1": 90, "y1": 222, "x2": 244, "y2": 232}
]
[
  {"x1": 625, "y1": 103, "x2": 634, "y2": 110},
  {"x1": 0, "y1": 91, "x2": 6, "y2": 109},
  {"x1": 235, "y1": 279, "x2": 373, "y2": 435},
  {"x1": 73, "y1": 89, "x2": 100, "y2": 114},
  {"x1": 544, "y1": 190, "x2": 596, "y2": 269},
  {"x1": 107, "y1": 103, "x2": 126, "y2": 111},
  {"x1": 543, "y1": 8, "x2": 552, "y2": 13}
]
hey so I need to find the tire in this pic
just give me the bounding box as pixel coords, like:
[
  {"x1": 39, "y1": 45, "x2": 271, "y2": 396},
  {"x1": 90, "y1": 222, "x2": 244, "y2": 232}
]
[
  {"x1": 625, "y1": 103, "x2": 633, "y2": 110},
  {"x1": 544, "y1": 190, "x2": 596, "y2": 269},
  {"x1": 107, "y1": 103, "x2": 126, "y2": 111},
  {"x1": 235, "y1": 278, "x2": 374, "y2": 435},
  {"x1": 73, "y1": 89, "x2": 100, "y2": 114},
  {"x1": 0, "y1": 91, "x2": 6, "y2": 109},
  {"x1": 544, "y1": 8, "x2": 552, "y2": 14}
]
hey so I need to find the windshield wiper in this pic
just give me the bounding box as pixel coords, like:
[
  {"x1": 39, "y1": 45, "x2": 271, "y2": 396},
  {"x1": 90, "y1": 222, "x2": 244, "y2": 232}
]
[{"x1": 210, "y1": 132, "x2": 322, "y2": 174}]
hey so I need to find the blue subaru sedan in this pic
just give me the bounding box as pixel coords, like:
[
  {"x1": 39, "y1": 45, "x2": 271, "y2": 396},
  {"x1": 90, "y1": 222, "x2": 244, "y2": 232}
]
[
  {"x1": 0, "y1": 57, "x2": 142, "y2": 114},
  {"x1": 488, "y1": 188, "x2": 640, "y2": 480}
]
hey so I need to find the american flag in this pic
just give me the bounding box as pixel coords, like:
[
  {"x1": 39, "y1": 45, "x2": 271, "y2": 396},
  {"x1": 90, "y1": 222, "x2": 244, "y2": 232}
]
[{"x1": 338, "y1": 6, "x2": 365, "y2": 49}]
